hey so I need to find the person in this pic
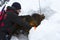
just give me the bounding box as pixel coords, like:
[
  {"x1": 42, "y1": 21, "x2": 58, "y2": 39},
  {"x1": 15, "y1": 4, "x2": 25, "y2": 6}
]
[{"x1": 0, "y1": 2, "x2": 31, "y2": 40}]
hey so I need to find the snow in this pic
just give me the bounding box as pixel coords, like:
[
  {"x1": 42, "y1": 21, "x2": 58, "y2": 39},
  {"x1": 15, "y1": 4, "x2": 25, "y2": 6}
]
[
  {"x1": 11, "y1": 36, "x2": 19, "y2": 40},
  {"x1": 28, "y1": 0, "x2": 60, "y2": 39},
  {"x1": 11, "y1": 34, "x2": 28, "y2": 40}
]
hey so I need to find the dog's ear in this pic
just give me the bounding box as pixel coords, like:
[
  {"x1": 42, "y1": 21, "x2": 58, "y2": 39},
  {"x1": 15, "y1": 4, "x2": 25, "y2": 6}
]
[{"x1": 41, "y1": 14, "x2": 45, "y2": 20}]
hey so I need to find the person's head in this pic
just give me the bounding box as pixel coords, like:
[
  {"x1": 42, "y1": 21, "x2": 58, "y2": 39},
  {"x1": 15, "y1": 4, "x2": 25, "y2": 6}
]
[{"x1": 12, "y1": 2, "x2": 21, "y2": 13}]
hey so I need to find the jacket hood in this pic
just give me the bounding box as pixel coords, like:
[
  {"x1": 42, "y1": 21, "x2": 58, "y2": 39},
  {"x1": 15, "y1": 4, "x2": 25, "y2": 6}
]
[
  {"x1": 6, "y1": 6, "x2": 15, "y2": 11},
  {"x1": 6, "y1": 6, "x2": 19, "y2": 15}
]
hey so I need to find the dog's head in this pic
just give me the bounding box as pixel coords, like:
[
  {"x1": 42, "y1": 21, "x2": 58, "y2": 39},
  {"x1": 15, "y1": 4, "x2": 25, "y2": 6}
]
[{"x1": 32, "y1": 13, "x2": 45, "y2": 26}]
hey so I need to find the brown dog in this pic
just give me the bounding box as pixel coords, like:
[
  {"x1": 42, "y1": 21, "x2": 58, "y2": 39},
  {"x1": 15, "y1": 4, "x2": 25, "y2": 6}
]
[{"x1": 11, "y1": 13, "x2": 45, "y2": 35}]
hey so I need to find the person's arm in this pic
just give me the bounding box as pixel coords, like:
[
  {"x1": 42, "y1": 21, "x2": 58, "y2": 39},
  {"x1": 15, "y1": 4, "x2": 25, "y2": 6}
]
[{"x1": 7, "y1": 12, "x2": 31, "y2": 30}]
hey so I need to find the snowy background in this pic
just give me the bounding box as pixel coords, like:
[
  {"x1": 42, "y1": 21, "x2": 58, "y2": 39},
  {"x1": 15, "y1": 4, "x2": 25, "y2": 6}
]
[{"x1": 0, "y1": 0, "x2": 60, "y2": 40}]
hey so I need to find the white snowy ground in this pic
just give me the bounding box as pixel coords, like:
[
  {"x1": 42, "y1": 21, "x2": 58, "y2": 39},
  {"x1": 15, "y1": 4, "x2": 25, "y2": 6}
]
[
  {"x1": 11, "y1": 33, "x2": 28, "y2": 40},
  {"x1": 28, "y1": 0, "x2": 60, "y2": 40}
]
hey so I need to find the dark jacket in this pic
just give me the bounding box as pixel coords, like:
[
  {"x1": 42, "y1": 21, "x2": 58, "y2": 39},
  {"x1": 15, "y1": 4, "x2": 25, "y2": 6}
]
[{"x1": 1, "y1": 6, "x2": 31, "y2": 34}]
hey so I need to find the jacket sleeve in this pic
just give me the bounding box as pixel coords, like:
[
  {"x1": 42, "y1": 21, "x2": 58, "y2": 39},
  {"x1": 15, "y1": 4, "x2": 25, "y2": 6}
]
[{"x1": 7, "y1": 12, "x2": 31, "y2": 30}]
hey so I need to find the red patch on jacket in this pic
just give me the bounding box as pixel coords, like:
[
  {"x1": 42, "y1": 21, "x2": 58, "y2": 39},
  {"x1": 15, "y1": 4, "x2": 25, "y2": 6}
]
[{"x1": 0, "y1": 22, "x2": 5, "y2": 27}]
